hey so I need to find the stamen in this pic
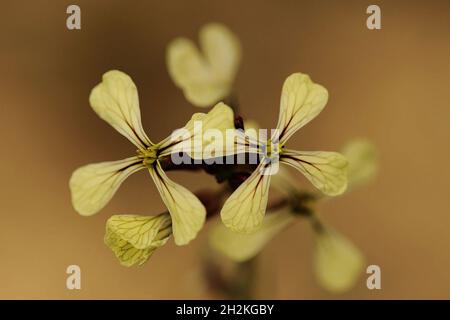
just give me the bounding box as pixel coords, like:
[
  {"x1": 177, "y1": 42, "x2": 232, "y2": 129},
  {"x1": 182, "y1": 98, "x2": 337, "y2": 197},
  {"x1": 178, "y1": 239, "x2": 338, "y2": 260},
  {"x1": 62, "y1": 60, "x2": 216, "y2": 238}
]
[
  {"x1": 137, "y1": 145, "x2": 159, "y2": 166},
  {"x1": 265, "y1": 140, "x2": 283, "y2": 159}
]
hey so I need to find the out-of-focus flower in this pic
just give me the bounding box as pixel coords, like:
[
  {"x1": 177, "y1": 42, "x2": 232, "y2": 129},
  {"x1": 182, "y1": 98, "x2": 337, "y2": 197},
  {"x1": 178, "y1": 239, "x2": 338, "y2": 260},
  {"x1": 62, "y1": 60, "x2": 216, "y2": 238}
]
[
  {"x1": 221, "y1": 73, "x2": 348, "y2": 234},
  {"x1": 69, "y1": 70, "x2": 235, "y2": 245},
  {"x1": 314, "y1": 228, "x2": 364, "y2": 293},
  {"x1": 341, "y1": 139, "x2": 378, "y2": 189},
  {"x1": 105, "y1": 214, "x2": 172, "y2": 266},
  {"x1": 210, "y1": 203, "x2": 364, "y2": 293},
  {"x1": 167, "y1": 23, "x2": 241, "y2": 107}
]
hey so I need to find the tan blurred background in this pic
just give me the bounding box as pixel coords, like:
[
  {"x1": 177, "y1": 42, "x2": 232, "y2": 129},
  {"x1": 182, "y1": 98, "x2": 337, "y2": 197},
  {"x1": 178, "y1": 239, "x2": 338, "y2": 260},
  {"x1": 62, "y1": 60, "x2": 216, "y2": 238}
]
[{"x1": 1, "y1": 0, "x2": 449, "y2": 299}]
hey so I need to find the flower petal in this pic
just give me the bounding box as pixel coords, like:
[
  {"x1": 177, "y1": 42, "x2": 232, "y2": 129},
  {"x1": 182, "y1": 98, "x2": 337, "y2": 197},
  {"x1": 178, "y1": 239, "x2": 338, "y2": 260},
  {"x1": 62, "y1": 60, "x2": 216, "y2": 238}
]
[
  {"x1": 276, "y1": 73, "x2": 328, "y2": 145},
  {"x1": 166, "y1": 23, "x2": 240, "y2": 107},
  {"x1": 105, "y1": 226, "x2": 156, "y2": 266},
  {"x1": 105, "y1": 213, "x2": 172, "y2": 249},
  {"x1": 341, "y1": 138, "x2": 378, "y2": 189},
  {"x1": 167, "y1": 38, "x2": 210, "y2": 87},
  {"x1": 314, "y1": 229, "x2": 364, "y2": 293},
  {"x1": 220, "y1": 160, "x2": 273, "y2": 234},
  {"x1": 69, "y1": 157, "x2": 143, "y2": 216},
  {"x1": 230, "y1": 119, "x2": 265, "y2": 156},
  {"x1": 148, "y1": 163, "x2": 206, "y2": 245},
  {"x1": 185, "y1": 83, "x2": 230, "y2": 108},
  {"x1": 210, "y1": 208, "x2": 294, "y2": 262},
  {"x1": 230, "y1": 128, "x2": 265, "y2": 159},
  {"x1": 104, "y1": 215, "x2": 171, "y2": 267},
  {"x1": 159, "y1": 102, "x2": 236, "y2": 159},
  {"x1": 200, "y1": 23, "x2": 241, "y2": 84},
  {"x1": 281, "y1": 149, "x2": 348, "y2": 196},
  {"x1": 89, "y1": 70, "x2": 152, "y2": 149}
]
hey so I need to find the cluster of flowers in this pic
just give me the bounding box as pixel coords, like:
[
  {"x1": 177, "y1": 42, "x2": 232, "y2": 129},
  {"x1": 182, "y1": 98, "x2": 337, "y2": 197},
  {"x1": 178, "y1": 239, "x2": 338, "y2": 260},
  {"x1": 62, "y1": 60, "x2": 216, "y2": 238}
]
[{"x1": 69, "y1": 23, "x2": 377, "y2": 293}]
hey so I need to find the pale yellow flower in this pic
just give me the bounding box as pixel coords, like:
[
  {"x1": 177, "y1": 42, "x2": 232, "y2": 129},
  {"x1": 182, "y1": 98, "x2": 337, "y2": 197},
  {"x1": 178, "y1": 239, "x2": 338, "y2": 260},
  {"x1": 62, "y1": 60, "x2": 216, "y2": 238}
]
[
  {"x1": 221, "y1": 73, "x2": 348, "y2": 234},
  {"x1": 341, "y1": 138, "x2": 378, "y2": 189},
  {"x1": 69, "y1": 70, "x2": 235, "y2": 245},
  {"x1": 166, "y1": 23, "x2": 241, "y2": 107},
  {"x1": 105, "y1": 213, "x2": 172, "y2": 266}
]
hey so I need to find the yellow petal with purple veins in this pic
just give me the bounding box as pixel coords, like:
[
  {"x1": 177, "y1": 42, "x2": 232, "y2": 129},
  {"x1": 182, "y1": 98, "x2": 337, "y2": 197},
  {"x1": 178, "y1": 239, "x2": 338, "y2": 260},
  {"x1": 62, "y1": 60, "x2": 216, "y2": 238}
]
[
  {"x1": 70, "y1": 157, "x2": 143, "y2": 216},
  {"x1": 276, "y1": 73, "x2": 328, "y2": 145},
  {"x1": 281, "y1": 150, "x2": 348, "y2": 196},
  {"x1": 104, "y1": 213, "x2": 172, "y2": 267},
  {"x1": 148, "y1": 163, "x2": 206, "y2": 246},
  {"x1": 220, "y1": 160, "x2": 273, "y2": 234},
  {"x1": 89, "y1": 70, "x2": 153, "y2": 149}
]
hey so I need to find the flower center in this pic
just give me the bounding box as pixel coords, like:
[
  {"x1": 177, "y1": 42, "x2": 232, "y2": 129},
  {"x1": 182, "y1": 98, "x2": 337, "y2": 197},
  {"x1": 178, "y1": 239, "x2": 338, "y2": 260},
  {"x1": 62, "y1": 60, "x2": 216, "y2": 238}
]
[
  {"x1": 265, "y1": 140, "x2": 282, "y2": 159},
  {"x1": 137, "y1": 145, "x2": 159, "y2": 166}
]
